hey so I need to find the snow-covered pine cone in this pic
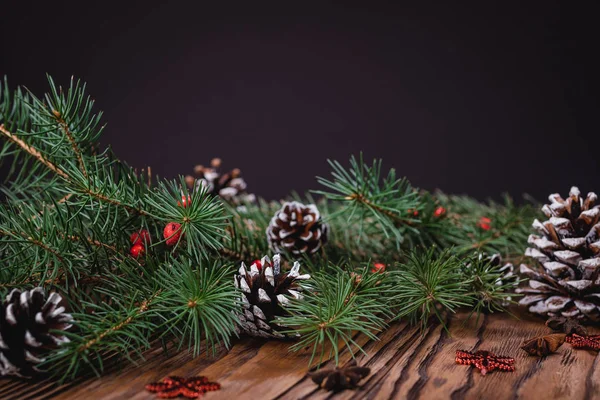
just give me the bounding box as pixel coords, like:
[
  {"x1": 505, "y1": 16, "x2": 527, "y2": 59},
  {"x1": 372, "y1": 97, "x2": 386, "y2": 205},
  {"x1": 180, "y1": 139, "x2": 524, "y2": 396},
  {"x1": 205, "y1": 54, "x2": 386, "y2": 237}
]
[
  {"x1": 234, "y1": 254, "x2": 310, "y2": 338},
  {"x1": 465, "y1": 254, "x2": 519, "y2": 306},
  {"x1": 517, "y1": 187, "x2": 600, "y2": 323},
  {"x1": 488, "y1": 254, "x2": 519, "y2": 305},
  {"x1": 184, "y1": 157, "x2": 255, "y2": 204},
  {"x1": 0, "y1": 288, "x2": 73, "y2": 377},
  {"x1": 266, "y1": 201, "x2": 329, "y2": 255}
]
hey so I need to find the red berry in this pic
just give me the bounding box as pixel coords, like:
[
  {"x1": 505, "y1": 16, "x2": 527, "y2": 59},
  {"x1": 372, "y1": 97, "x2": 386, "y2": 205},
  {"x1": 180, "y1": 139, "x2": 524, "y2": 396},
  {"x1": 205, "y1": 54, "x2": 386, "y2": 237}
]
[
  {"x1": 371, "y1": 263, "x2": 386, "y2": 273},
  {"x1": 252, "y1": 259, "x2": 262, "y2": 271},
  {"x1": 407, "y1": 209, "x2": 419, "y2": 217},
  {"x1": 434, "y1": 207, "x2": 446, "y2": 217},
  {"x1": 130, "y1": 230, "x2": 151, "y2": 245},
  {"x1": 130, "y1": 243, "x2": 145, "y2": 258},
  {"x1": 477, "y1": 217, "x2": 492, "y2": 231},
  {"x1": 163, "y1": 222, "x2": 183, "y2": 246},
  {"x1": 177, "y1": 195, "x2": 192, "y2": 208}
]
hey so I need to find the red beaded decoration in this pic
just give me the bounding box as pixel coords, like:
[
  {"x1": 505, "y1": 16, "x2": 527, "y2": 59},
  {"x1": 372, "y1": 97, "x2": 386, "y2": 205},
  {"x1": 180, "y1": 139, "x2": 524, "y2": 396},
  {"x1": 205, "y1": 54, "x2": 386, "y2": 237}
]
[
  {"x1": 455, "y1": 350, "x2": 515, "y2": 375},
  {"x1": 146, "y1": 376, "x2": 221, "y2": 399},
  {"x1": 566, "y1": 334, "x2": 600, "y2": 351}
]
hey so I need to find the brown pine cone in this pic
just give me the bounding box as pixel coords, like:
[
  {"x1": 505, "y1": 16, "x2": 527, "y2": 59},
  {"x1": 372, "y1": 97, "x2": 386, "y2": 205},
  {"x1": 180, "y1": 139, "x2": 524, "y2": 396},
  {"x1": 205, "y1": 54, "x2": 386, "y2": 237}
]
[
  {"x1": 234, "y1": 254, "x2": 310, "y2": 338},
  {"x1": 266, "y1": 201, "x2": 328, "y2": 255},
  {"x1": 185, "y1": 157, "x2": 255, "y2": 204},
  {"x1": 0, "y1": 288, "x2": 73, "y2": 377},
  {"x1": 517, "y1": 187, "x2": 600, "y2": 323}
]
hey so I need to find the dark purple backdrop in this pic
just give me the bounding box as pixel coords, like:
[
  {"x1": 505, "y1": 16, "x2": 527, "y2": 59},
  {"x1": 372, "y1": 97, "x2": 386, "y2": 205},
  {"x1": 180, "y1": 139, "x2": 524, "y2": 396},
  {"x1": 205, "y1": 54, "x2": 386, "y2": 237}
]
[{"x1": 1, "y1": 2, "x2": 598, "y2": 201}]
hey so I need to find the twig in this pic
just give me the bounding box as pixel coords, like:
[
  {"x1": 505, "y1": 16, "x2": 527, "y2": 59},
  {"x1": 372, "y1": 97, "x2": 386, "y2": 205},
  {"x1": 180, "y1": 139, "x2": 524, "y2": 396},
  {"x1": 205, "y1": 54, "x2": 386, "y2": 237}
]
[
  {"x1": 52, "y1": 110, "x2": 88, "y2": 179},
  {"x1": 0, "y1": 123, "x2": 149, "y2": 216},
  {"x1": 0, "y1": 228, "x2": 65, "y2": 264},
  {"x1": 346, "y1": 193, "x2": 414, "y2": 225},
  {"x1": 0, "y1": 124, "x2": 69, "y2": 179},
  {"x1": 78, "y1": 290, "x2": 161, "y2": 352}
]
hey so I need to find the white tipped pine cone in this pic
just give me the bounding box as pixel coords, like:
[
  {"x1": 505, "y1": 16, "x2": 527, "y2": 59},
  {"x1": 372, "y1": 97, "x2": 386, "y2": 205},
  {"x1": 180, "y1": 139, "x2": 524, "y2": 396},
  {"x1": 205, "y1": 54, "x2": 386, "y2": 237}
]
[
  {"x1": 517, "y1": 187, "x2": 600, "y2": 323},
  {"x1": 0, "y1": 288, "x2": 73, "y2": 377},
  {"x1": 266, "y1": 201, "x2": 329, "y2": 255},
  {"x1": 233, "y1": 254, "x2": 310, "y2": 338},
  {"x1": 185, "y1": 157, "x2": 255, "y2": 204}
]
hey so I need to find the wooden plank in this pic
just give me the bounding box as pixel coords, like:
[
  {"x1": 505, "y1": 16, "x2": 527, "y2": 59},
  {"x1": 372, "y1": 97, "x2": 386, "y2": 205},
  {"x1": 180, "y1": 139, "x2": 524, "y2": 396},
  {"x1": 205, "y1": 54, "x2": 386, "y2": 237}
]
[{"x1": 1, "y1": 308, "x2": 599, "y2": 399}]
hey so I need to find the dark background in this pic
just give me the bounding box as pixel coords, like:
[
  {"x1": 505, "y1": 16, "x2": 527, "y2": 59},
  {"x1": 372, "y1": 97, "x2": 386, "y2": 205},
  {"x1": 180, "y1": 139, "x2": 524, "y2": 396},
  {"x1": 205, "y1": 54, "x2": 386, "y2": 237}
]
[{"x1": 1, "y1": 1, "x2": 598, "y2": 201}]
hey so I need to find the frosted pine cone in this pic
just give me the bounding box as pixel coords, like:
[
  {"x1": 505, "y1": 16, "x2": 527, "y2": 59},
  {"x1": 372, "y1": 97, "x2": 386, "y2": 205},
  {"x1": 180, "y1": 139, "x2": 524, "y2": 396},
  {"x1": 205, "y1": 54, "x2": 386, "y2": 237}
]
[
  {"x1": 185, "y1": 157, "x2": 255, "y2": 204},
  {"x1": 266, "y1": 201, "x2": 328, "y2": 255},
  {"x1": 234, "y1": 254, "x2": 310, "y2": 338},
  {"x1": 0, "y1": 288, "x2": 73, "y2": 377},
  {"x1": 517, "y1": 187, "x2": 600, "y2": 323}
]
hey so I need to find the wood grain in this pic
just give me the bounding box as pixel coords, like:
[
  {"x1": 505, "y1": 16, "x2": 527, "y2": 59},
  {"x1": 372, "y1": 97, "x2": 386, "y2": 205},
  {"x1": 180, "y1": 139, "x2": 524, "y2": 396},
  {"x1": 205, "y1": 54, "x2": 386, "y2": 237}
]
[{"x1": 1, "y1": 307, "x2": 598, "y2": 399}]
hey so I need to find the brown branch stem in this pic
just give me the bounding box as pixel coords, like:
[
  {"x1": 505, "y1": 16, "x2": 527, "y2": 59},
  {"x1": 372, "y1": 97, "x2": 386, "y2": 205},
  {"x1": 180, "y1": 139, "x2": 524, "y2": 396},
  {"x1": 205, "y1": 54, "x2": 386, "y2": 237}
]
[
  {"x1": 78, "y1": 290, "x2": 162, "y2": 352},
  {"x1": 346, "y1": 193, "x2": 414, "y2": 225},
  {"x1": 0, "y1": 123, "x2": 149, "y2": 216},
  {"x1": 53, "y1": 110, "x2": 88, "y2": 178},
  {"x1": 0, "y1": 228, "x2": 65, "y2": 264},
  {"x1": 0, "y1": 124, "x2": 69, "y2": 179}
]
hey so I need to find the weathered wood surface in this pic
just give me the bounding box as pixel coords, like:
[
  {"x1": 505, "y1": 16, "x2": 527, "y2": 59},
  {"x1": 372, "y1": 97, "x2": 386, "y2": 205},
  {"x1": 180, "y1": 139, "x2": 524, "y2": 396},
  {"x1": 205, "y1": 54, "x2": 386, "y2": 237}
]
[{"x1": 1, "y1": 308, "x2": 598, "y2": 399}]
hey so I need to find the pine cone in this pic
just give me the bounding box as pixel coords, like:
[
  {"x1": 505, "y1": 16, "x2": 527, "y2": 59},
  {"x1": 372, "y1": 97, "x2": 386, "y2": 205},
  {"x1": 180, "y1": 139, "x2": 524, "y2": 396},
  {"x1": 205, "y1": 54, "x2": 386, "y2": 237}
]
[
  {"x1": 0, "y1": 288, "x2": 73, "y2": 377},
  {"x1": 517, "y1": 187, "x2": 600, "y2": 323},
  {"x1": 466, "y1": 253, "x2": 519, "y2": 306},
  {"x1": 489, "y1": 254, "x2": 519, "y2": 299},
  {"x1": 266, "y1": 201, "x2": 329, "y2": 255},
  {"x1": 234, "y1": 254, "x2": 310, "y2": 338},
  {"x1": 184, "y1": 157, "x2": 255, "y2": 204}
]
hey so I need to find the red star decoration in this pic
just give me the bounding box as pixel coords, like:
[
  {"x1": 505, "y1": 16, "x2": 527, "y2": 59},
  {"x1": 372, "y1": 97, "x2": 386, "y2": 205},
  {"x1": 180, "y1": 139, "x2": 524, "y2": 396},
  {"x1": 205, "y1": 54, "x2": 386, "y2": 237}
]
[
  {"x1": 146, "y1": 376, "x2": 221, "y2": 399},
  {"x1": 455, "y1": 350, "x2": 515, "y2": 375},
  {"x1": 566, "y1": 334, "x2": 600, "y2": 351}
]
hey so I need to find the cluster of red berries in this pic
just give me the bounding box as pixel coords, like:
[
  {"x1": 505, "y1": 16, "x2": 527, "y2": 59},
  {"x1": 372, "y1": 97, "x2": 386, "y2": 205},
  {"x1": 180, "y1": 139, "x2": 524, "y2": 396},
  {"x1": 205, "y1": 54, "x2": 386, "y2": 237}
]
[
  {"x1": 477, "y1": 217, "x2": 492, "y2": 231},
  {"x1": 371, "y1": 262, "x2": 386, "y2": 273},
  {"x1": 407, "y1": 206, "x2": 446, "y2": 218},
  {"x1": 130, "y1": 229, "x2": 151, "y2": 258},
  {"x1": 128, "y1": 195, "x2": 191, "y2": 258}
]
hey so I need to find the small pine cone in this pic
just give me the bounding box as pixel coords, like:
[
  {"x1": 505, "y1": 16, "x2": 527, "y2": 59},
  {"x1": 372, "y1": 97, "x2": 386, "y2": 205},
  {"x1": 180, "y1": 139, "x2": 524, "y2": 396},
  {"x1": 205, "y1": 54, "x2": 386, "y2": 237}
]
[
  {"x1": 466, "y1": 253, "x2": 519, "y2": 306},
  {"x1": 0, "y1": 288, "x2": 73, "y2": 377},
  {"x1": 488, "y1": 254, "x2": 519, "y2": 288},
  {"x1": 517, "y1": 187, "x2": 600, "y2": 324},
  {"x1": 266, "y1": 201, "x2": 329, "y2": 255},
  {"x1": 234, "y1": 254, "x2": 310, "y2": 338},
  {"x1": 185, "y1": 158, "x2": 255, "y2": 204}
]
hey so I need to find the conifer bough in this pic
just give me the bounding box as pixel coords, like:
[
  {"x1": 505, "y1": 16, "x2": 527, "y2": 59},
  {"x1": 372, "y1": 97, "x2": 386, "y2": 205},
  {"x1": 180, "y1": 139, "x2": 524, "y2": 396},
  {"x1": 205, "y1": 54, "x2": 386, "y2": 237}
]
[{"x1": 1, "y1": 76, "x2": 542, "y2": 381}]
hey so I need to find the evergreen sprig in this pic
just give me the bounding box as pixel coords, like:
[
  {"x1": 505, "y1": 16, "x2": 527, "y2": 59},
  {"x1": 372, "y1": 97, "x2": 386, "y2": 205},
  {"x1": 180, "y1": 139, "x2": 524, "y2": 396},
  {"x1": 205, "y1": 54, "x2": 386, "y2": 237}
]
[
  {"x1": 392, "y1": 248, "x2": 472, "y2": 329},
  {"x1": 154, "y1": 260, "x2": 240, "y2": 357},
  {"x1": 277, "y1": 266, "x2": 393, "y2": 366},
  {"x1": 0, "y1": 75, "x2": 538, "y2": 382},
  {"x1": 315, "y1": 154, "x2": 420, "y2": 248},
  {"x1": 392, "y1": 248, "x2": 520, "y2": 329}
]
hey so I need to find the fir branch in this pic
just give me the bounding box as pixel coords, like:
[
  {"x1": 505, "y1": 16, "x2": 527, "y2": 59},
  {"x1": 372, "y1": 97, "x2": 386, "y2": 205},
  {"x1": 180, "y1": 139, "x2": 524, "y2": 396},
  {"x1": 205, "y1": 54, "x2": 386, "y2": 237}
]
[
  {"x1": 78, "y1": 290, "x2": 161, "y2": 352},
  {"x1": 277, "y1": 266, "x2": 393, "y2": 366},
  {"x1": 315, "y1": 154, "x2": 420, "y2": 248},
  {"x1": 0, "y1": 123, "x2": 69, "y2": 179},
  {"x1": 154, "y1": 260, "x2": 240, "y2": 356},
  {"x1": 51, "y1": 109, "x2": 88, "y2": 178},
  {"x1": 392, "y1": 248, "x2": 473, "y2": 330},
  {"x1": 44, "y1": 286, "x2": 162, "y2": 380}
]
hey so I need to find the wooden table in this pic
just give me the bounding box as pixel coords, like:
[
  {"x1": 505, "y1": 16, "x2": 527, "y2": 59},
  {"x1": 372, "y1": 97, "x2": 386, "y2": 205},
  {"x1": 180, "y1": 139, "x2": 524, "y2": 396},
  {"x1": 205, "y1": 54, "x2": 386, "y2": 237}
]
[{"x1": 1, "y1": 308, "x2": 598, "y2": 399}]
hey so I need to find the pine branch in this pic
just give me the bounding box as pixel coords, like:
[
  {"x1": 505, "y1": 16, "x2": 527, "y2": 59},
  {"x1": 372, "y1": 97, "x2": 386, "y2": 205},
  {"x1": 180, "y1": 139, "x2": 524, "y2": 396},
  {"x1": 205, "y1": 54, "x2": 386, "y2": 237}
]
[
  {"x1": 315, "y1": 154, "x2": 421, "y2": 248},
  {"x1": 391, "y1": 248, "x2": 473, "y2": 330},
  {"x1": 277, "y1": 266, "x2": 393, "y2": 366},
  {"x1": 0, "y1": 123, "x2": 69, "y2": 179}
]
